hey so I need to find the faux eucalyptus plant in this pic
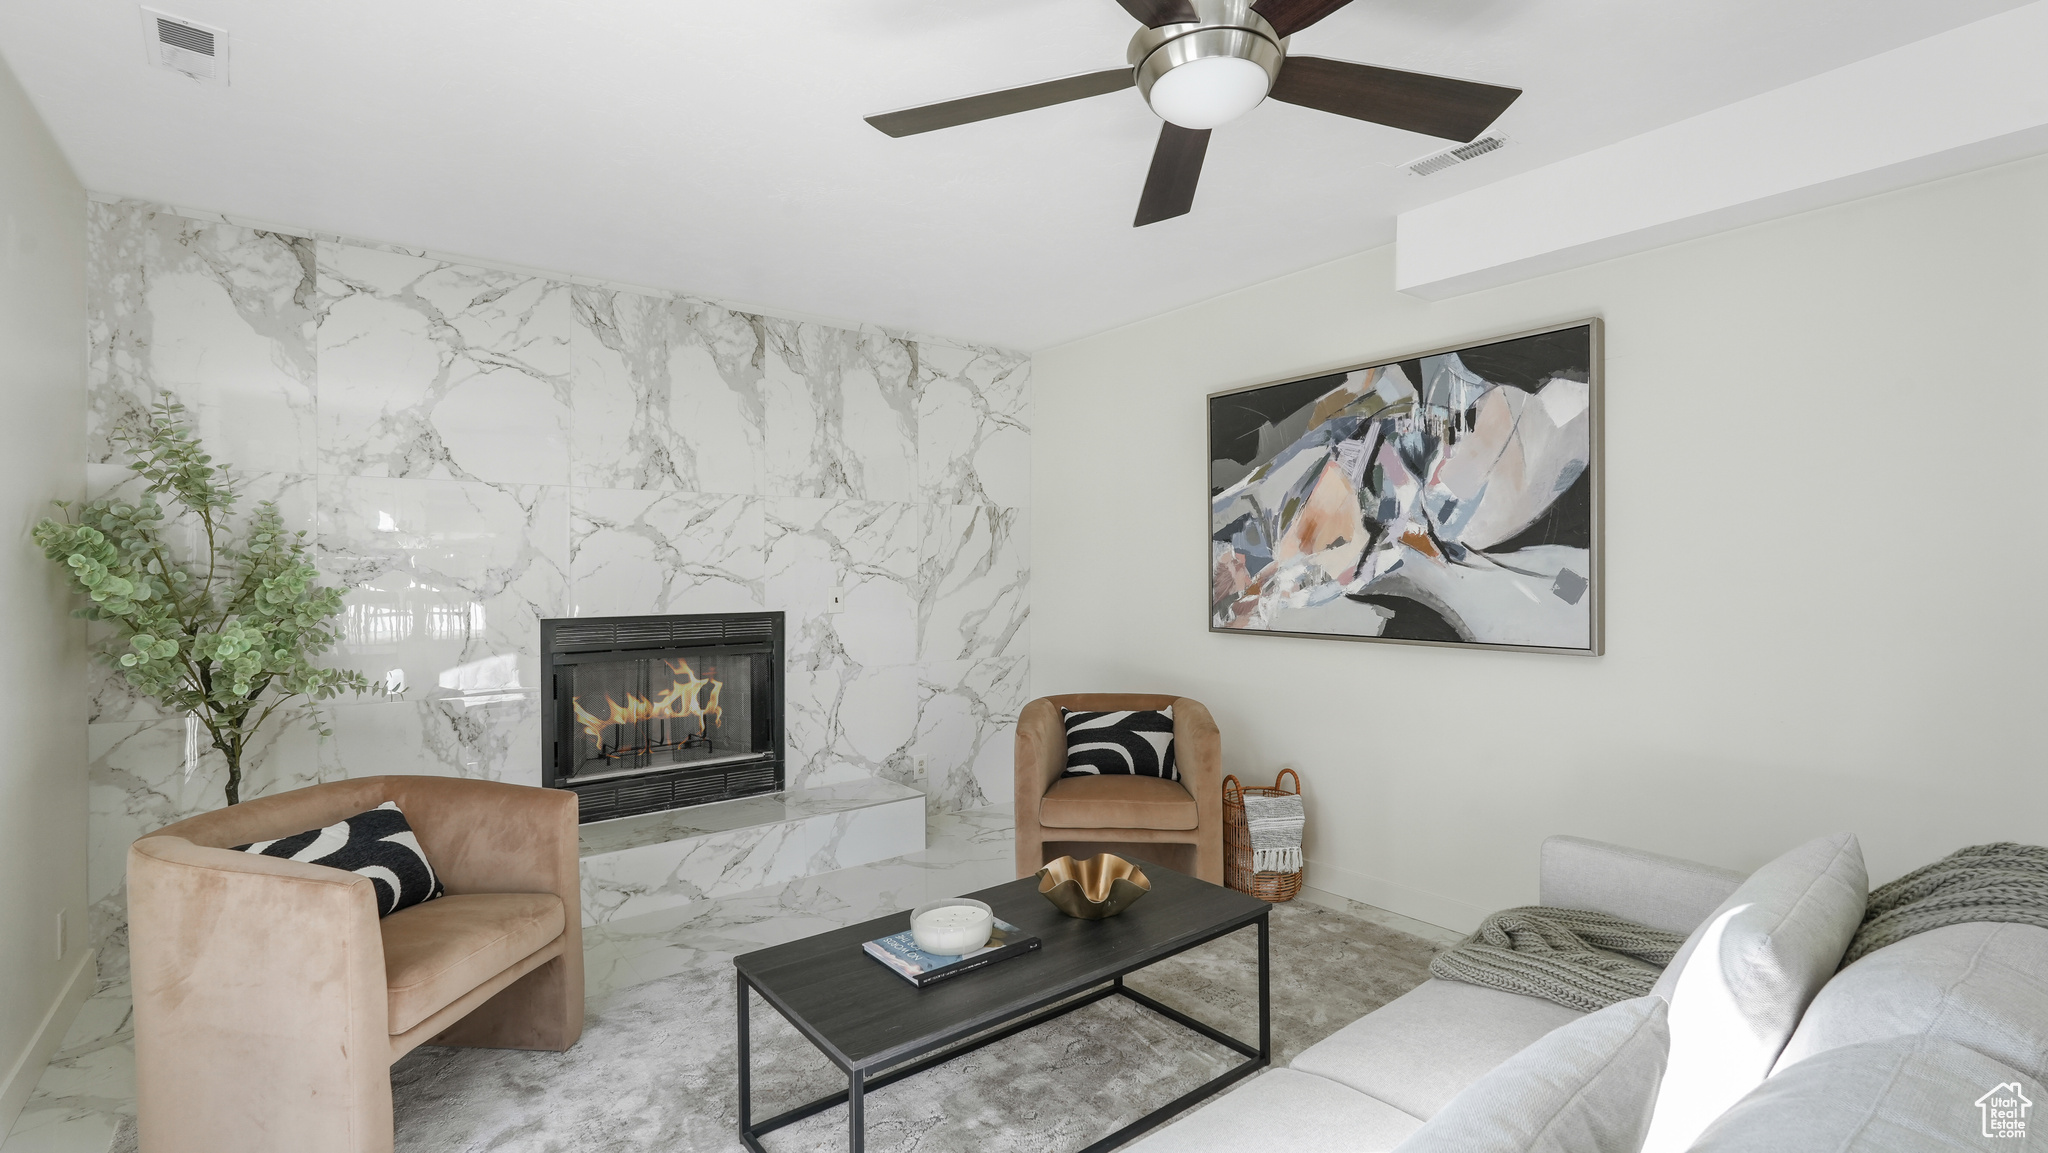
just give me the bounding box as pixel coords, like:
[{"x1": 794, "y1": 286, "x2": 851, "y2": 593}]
[{"x1": 34, "y1": 398, "x2": 370, "y2": 806}]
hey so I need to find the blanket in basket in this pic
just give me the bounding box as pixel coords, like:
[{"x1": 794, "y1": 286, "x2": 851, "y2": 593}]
[{"x1": 1241, "y1": 792, "x2": 1303, "y2": 873}]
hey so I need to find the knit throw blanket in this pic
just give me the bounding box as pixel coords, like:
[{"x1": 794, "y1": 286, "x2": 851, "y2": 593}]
[
  {"x1": 1842, "y1": 842, "x2": 2048, "y2": 967},
  {"x1": 1430, "y1": 906, "x2": 1687, "y2": 1014},
  {"x1": 1241, "y1": 793, "x2": 1303, "y2": 873}
]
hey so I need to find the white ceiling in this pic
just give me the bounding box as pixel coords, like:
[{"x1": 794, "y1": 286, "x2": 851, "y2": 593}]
[{"x1": 0, "y1": 0, "x2": 2029, "y2": 349}]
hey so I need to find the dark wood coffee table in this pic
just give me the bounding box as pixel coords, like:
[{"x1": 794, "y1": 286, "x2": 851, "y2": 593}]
[{"x1": 734, "y1": 864, "x2": 1270, "y2": 1152}]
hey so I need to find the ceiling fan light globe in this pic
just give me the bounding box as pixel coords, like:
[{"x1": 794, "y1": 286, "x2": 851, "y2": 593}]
[{"x1": 1147, "y1": 56, "x2": 1271, "y2": 129}]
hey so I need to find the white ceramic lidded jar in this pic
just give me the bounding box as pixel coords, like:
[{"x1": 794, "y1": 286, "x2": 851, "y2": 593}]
[{"x1": 909, "y1": 898, "x2": 994, "y2": 955}]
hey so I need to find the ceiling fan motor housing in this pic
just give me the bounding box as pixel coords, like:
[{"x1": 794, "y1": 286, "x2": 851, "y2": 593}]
[{"x1": 1129, "y1": 0, "x2": 1288, "y2": 129}]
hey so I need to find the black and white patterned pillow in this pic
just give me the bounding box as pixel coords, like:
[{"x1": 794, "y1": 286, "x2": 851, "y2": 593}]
[
  {"x1": 235, "y1": 801, "x2": 444, "y2": 917},
  {"x1": 1059, "y1": 707, "x2": 1178, "y2": 781}
]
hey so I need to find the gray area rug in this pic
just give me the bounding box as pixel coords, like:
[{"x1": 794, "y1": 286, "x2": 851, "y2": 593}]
[{"x1": 386, "y1": 900, "x2": 1439, "y2": 1152}]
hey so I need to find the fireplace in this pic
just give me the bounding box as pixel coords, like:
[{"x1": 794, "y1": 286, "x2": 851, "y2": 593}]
[{"x1": 541, "y1": 612, "x2": 784, "y2": 823}]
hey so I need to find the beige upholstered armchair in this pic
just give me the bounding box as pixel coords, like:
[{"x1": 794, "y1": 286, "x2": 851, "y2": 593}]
[
  {"x1": 128, "y1": 775, "x2": 583, "y2": 1153},
  {"x1": 1015, "y1": 694, "x2": 1224, "y2": 884}
]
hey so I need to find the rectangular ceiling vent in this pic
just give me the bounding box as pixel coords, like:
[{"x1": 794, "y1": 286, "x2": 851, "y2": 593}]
[
  {"x1": 1405, "y1": 135, "x2": 1508, "y2": 177},
  {"x1": 139, "y1": 8, "x2": 228, "y2": 86}
]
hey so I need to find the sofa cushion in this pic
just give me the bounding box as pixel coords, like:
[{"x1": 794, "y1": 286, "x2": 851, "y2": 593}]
[
  {"x1": 1394, "y1": 995, "x2": 1669, "y2": 1153},
  {"x1": 1039, "y1": 774, "x2": 1197, "y2": 831},
  {"x1": 1290, "y1": 978, "x2": 1585, "y2": 1120},
  {"x1": 382, "y1": 892, "x2": 564, "y2": 1034},
  {"x1": 1688, "y1": 1035, "x2": 2040, "y2": 1152},
  {"x1": 1642, "y1": 832, "x2": 1868, "y2": 1153},
  {"x1": 1774, "y1": 922, "x2": 2048, "y2": 1081},
  {"x1": 1121, "y1": 1069, "x2": 1424, "y2": 1153}
]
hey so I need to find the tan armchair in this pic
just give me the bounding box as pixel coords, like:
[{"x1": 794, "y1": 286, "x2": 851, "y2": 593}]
[
  {"x1": 1015, "y1": 694, "x2": 1224, "y2": 884},
  {"x1": 128, "y1": 775, "x2": 583, "y2": 1153}
]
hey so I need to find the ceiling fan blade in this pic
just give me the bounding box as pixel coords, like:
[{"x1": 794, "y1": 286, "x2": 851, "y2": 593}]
[
  {"x1": 1250, "y1": 0, "x2": 1360, "y2": 37},
  {"x1": 1116, "y1": 0, "x2": 1200, "y2": 27},
  {"x1": 1268, "y1": 56, "x2": 1521, "y2": 142},
  {"x1": 1134, "y1": 122, "x2": 1211, "y2": 227},
  {"x1": 866, "y1": 69, "x2": 1136, "y2": 138}
]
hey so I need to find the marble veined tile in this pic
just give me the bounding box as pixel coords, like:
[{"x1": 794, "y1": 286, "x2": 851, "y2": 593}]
[
  {"x1": 569, "y1": 294, "x2": 769, "y2": 495},
  {"x1": 761, "y1": 319, "x2": 917, "y2": 501},
  {"x1": 321, "y1": 695, "x2": 542, "y2": 787},
  {"x1": 916, "y1": 341, "x2": 1031, "y2": 509},
  {"x1": 316, "y1": 243, "x2": 592, "y2": 485},
  {"x1": 783, "y1": 663, "x2": 920, "y2": 793},
  {"x1": 578, "y1": 805, "x2": 1013, "y2": 996},
  {"x1": 766, "y1": 498, "x2": 918, "y2": 671},
  {"x1": 87, "y1": 200, "x2": 317, "y2": 474},
  {"x1": 578, "y1": 785, "x2": 925, "y2": 924},
  {"x1": 910, "y1": 657, "x2": 1027, "y2": 812},
  {"x1": 569, "y1": 488, "x2": 765, "y2": 617},
  {"x1": 919, "y1": 503, "x2": 1028, "y2": 663},
  {"x1": 576, "y1": 779, "x2": 922, "y2": 856},
  {"x1": 317, "y1": 476, "x2": 568, "y2": 700}
]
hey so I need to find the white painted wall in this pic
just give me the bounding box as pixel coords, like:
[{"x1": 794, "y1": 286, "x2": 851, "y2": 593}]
[
  {"x1": 0, "y1": 55, "x2": 90, "y2": 1131},
  {"x1": 1032, "y1": 154, "x2": 2048, "y2": 931}
]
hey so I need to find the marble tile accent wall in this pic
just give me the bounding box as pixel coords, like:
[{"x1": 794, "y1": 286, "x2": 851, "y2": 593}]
[{"x1": 82, "y1": 199, "x2": 1030, "y2": 978}]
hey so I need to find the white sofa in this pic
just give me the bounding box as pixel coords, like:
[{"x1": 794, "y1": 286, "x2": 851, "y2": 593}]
[{"x1": 1128, "y1": 835, "x2": 2048, "y2": 1152}]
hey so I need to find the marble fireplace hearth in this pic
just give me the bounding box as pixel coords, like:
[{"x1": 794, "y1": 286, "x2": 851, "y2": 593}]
[{"x1": 578, "y1": 778, "x2": 926, "y2": 925}]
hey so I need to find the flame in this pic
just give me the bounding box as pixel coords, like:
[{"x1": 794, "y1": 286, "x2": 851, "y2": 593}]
[{"x1": 573, "y1": 658, "x2": 724, "y2": 742}]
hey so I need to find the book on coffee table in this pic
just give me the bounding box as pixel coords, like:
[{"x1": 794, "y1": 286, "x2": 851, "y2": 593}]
[{"x1": 862, "y1": 918, "x2": 1040, "y2": 987}]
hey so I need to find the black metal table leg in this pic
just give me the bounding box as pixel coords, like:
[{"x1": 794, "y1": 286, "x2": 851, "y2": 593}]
[
  {"x1": 738, "y1": 973, "x2": 753, "y2": 1142},
  {"x1": 849, "y1": 1065, "x2": 866, "y2": 1153},
  {"x1": 1257, "y1": 911, "x2": 1271, "y2": 1061}
]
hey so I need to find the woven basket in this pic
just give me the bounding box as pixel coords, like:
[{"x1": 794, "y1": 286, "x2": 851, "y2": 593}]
[{"x1": 1223, "y1": 768, "x2": 1304, "y2": 902}]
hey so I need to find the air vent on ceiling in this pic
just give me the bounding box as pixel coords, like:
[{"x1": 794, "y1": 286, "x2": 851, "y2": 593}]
[
  {"x1": 139, "y1": 8, "x2": 228, "y2": 86},
  {"x1": 1404, "y1": 135, "x2": 1508, "y2": 177}
]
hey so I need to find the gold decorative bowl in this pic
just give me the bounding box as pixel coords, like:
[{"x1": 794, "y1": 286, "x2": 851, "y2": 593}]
[{"x1": 1036, "y1": 854, "x2": 1152, "y2": 919}]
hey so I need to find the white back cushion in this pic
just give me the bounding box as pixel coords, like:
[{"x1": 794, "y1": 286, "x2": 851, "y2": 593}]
[
  {"x1": 1641, "y1": 832, "x2": 1868, "y2": 1153},
  {"x1": 1393, "y1": 996, "x2": 1669, "y2": 1153},
  {"x1": 1688, "y1": 1035, "x2": 2038, "y2": 1152},
  {"x1": 1775, "y1": 921, "x2": 2048, "y2": 1081}
]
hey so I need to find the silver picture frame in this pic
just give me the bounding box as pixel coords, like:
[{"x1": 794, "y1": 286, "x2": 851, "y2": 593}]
[{"x1": 1207, "y1": 317, "x2": 1604, "y2": 656}]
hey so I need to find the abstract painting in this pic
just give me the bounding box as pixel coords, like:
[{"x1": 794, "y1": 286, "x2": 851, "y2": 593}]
[{"x1": 1209, "y1": 321, "x2": 1600, "y2": 654}]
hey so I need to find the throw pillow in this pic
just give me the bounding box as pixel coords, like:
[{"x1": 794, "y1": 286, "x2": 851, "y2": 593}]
[
  {"x1": 1059, "y1": 707, "x2": 1177, "y2": 781},
  {"x1": 235, "y1": 801, "x2": 444, "y2": 917},
  {"x1": 1392, "y1": 995, "x2": 1669, "y2": 1153},
  {"x1": 1688, "y1": 1035, "x2": 2039, "y2": 1152},
  {"x1": 1640, "y1": 832, "x2": 1868, "y2": 1153}
]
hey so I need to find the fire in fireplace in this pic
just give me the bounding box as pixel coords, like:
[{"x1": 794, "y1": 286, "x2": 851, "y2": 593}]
[{"x1": 542, "y1": 612, "x2": 784, "y2": 823}]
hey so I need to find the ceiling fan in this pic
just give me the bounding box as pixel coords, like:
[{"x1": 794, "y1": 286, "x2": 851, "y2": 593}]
[{"x1": 865, "y1": 0, "x2": 1522, "y2": 227}]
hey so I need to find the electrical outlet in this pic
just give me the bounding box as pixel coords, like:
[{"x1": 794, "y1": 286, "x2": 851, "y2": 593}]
[
  {"x1": 915, "y1": 756, "x2": 928, "y2": 779},
  {"x1": 827, "y1": 587, "x2": 846, "y2": 614},
  {"x1": 55, "y1": 909, "x2": 66, "y2": 962}
]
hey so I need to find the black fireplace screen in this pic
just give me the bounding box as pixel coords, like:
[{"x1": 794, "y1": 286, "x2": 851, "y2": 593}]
[{"x1": 543, "y1": 613, "x2": 783, "y2": 822}]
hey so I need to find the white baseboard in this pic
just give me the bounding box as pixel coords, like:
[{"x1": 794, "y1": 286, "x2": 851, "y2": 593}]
[
  {"x1": 1304, "y1": 860, "x2": 1490, "y2": 935},
  {"x1": 0, "y1": 948, "x2": 97, "y2": 1138}
]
